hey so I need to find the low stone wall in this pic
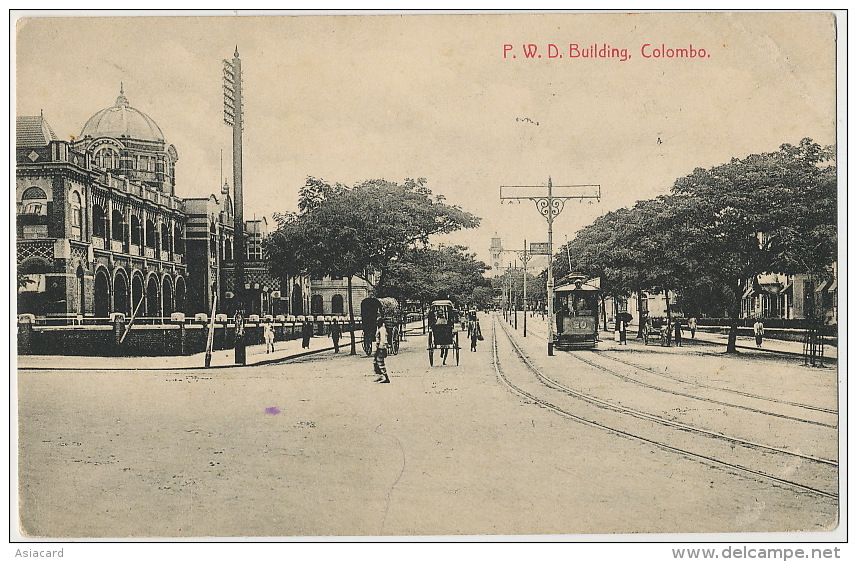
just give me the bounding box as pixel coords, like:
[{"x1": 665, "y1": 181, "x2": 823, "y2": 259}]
[
  {"x1": 697, "y1": 326, "x2": 838, "y2": 347},
  {"x1": 17, "y1": 319, "x2": 358, "y2": 357}
]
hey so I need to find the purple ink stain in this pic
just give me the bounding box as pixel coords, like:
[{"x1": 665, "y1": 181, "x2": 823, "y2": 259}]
[{"x1": 265, "y1": 407, "x2": 281, "y2": 415}]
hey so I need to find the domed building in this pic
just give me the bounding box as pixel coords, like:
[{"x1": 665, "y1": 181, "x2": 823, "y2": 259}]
[
  {"x1": 17, "y1": 86, "x2": 304, "y2": 354},
  {"x1": 73, "y1": 85, "x2": 179, "y2": 196},
  {"x1": 16, "y1": 87, "x2": 189, "y2": 325}
]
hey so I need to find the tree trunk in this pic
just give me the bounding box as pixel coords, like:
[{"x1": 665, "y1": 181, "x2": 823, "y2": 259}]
[
  {"x1": 600, "y1": 295, "x2": 607, "y2": 333},
  {"x1": 347, "y1": 275, "x2": 357, "y2": 355},
  {"x1": 613, "y1": 296, "x2": 619, "y2": 332},
  {"x1": 726, "y1": 277, "x2": 742, "y2": 353},
  {"x1": 636, "y1": 288, "x2": 645, "y2": 339},
  {"x1": 664, "y1": 288, "x2": 672, "y2": 327}
]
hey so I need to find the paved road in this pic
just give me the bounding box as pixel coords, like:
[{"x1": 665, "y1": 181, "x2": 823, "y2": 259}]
[{"x1": 16, "y1": 314, "x2": 840, "y2": 538}]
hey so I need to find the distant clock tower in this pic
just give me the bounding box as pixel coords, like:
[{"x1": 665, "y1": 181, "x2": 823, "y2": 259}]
[{"x1": 490, "y1": 235, "x2": 503, "y2": 271}]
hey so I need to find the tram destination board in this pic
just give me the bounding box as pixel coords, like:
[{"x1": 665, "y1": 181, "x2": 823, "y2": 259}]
[{"x1": 529, "y1": 242, "x2": 550, "y2": 255}]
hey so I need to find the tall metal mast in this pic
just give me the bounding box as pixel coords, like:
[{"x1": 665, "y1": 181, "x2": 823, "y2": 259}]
[{"x1": 224, "y1": 47, "x2": 246, "y2": 364}]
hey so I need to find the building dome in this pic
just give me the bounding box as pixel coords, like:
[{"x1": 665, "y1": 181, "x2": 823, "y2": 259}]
[{"x1": 79, "y1": 86, "x2": 164, "y2": 142}]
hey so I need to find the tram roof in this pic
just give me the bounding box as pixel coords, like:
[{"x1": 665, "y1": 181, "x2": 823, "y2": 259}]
[{"x1": 555, "y1": 281, "x2": 600, "y2": 293}]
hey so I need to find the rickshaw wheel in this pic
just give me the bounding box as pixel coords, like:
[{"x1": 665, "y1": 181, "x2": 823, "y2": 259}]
[{"x1": 428, "y1": 348, "x2": 434, "y2": 366}]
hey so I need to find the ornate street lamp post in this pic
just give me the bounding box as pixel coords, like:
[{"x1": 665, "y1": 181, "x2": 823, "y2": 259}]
[{"x1": 500, "y1": 178, "x2": 600, "y2": 355}]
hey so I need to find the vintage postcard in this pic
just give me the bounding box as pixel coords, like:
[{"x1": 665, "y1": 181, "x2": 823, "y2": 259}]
[{"x1": 12, "y1": 9, "x2": 844, "y2": 553}]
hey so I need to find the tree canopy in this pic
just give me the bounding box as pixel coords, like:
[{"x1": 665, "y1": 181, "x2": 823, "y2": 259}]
[
  {"x1": 556, "y1": 138, "x2": 836, "y2": 352},
  {"x1": 266, "y1": 177, "x2": 480, "y2": 287},
  {"x1": 265, "y1": 176, "x2": 481, "y2": 353},
  {"x1": 380, "y1": 245, "x2": 490, "y2": 306}
]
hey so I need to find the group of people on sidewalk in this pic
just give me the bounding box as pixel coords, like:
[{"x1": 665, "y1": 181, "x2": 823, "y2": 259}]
[
  {"x1": 631, "y1": 316, "x2": 698, "y2": 346},
  {"x1": 262, "y1": 319, "x2": 343, "y2": 354}
]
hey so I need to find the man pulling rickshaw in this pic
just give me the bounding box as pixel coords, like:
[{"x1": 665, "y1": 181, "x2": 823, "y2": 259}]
[{"x1": 427, "y1": 299, "x2": 460, "y2": 366}]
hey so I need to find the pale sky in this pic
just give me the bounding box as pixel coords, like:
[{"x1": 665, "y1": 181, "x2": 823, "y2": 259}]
[{"x1": 14, "y1": 11, "x2": 838, "y2": 268}]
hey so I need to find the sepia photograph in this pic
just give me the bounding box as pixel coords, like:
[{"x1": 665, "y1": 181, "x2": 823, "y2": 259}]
[{"x1": 11, "y1": 9, "x2": 844, "y2": 551}]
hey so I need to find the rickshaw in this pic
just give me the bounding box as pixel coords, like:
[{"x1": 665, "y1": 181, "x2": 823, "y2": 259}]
[
  {"x1": 361, "y1": 297, "x2": 402, "y2": 356},
  {"x1": 643, "y1": 317, "x2": 670, "y2": 346},
  {"x1": 427, "y1": 299, "x2": 460, "y2": 366}
]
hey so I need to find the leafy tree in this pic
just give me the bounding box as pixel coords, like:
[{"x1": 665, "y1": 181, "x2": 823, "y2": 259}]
[
  {"x1": 671, "y1": 138, "x2": 836, "y2": 352},
  {"x1": 470, "y1": 285, "x2": 496, "y2": 310},
  {"x1": 266, "y1": 177, "x2": 481, "y2": 353},
  {"x1": 555, "y1": 138, "x2": 835, "y2": 351},
  {"x1": 555, "y1": 198, "x2": 695, "y2": 333},
  {"x1": 381, "y1": 245, "x2": 490, "y2": 308}
]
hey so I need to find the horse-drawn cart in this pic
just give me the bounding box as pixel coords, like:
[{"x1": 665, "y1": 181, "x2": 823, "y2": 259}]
[{"x1": 361, "y1": 297, "x2": 402, "y2": 356}]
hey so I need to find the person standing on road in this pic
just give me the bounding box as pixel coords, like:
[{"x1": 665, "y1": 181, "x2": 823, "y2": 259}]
[
  {"x1": 263, "y1": 322, "x2": 275, "y2": 353},
  {"x1": 674, "y1": 319, "x2": 683, "y2": 347},
  {"x1": 753, "y1": 320, "x2": 764, "y2": 348},
  {"x1": 688, "y1": 316, "x2": 697, "y2": 338},
  {"x1": 618, "y1": 317, "x2": 628, "y2": 345},
  {"x1": 301, "y1": 319, "x2": 313, "y2": 349},
  {"x1": 467, "y1": 311, "x2": 482, "y2": 352},
  {"x1": 329, "y1": 319, "x2": 342, "y2": 353},
  {"x1": 373, "y1": 318, "x2": 390, "y2": 383}
]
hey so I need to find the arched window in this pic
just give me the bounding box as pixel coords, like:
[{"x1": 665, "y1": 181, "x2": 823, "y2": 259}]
[
  {"x1": 173, "y1": 225, "x2": 184, "y2": 254},
  {"x1": 331, "y1": 294, "x2": 345, "y2": 314},
  {"x1": 130, "y1": 215, "x2": 142, "y2": 245},
  {"x1": 92, "y1": 205, "x2": 106, "y2": 238},
  {"x1": 20, "y1": 187, "x2": 48, "y2": 216},
  {"x1": 112, "y1": 210, "x2": 125, "y2": 241},
  {"x1": 94, "y1": 268, "x2": 110, "y2": 317},
  {"x1": 311, "y1": 294, "x2": 324, "y2": 315},
  {"x1": 224, "y1": 236, "x2": 233, "y2": 260},
  {"x1": 94, "y1": 147, "x2": 118, "y2": 170},
  {"x1": 160, "y1": 223, "x2": 171, "y2": 253},
  {"x1": 145, "y1": 219, "x2": 157, "y2": 248},
  {"x1": 70, "y1": 191, "x2": 82, "y2": 239},
  {"x1": 209, "y1": 221, "x2": 217, "y2": 258}
]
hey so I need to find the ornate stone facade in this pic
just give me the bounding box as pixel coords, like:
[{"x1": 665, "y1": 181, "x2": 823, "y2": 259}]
[
  {"x1": 16, "y1": 93, "x2": 188, "y2": 319},
  {"x1": 17, "y1": 86, "x2": 312, "y2": 322}
]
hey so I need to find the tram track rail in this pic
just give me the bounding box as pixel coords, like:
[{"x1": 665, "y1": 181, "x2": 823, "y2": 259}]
[
  {"x1": 523, "y1": 324, "x2": 837, "y2": 429},
  {"x1": 591, "y1": 349, "x2": 837, "y2": 416},
  {"x1": 491, "y1": 316, "x2": 838, "y2": 500}
]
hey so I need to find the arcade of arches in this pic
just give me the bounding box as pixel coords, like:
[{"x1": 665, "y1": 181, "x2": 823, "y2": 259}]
[{"x1": 88, "y1": 266, "x2": 187, "y2": 318}]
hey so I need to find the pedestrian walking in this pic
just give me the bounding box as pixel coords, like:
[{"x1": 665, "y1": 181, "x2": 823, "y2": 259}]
[
  {"x1": 661, "y1": 321, "x2": 671, "y2": 346},
  {"x1": 688, "y1": 316, "x2": 697, "y2": 339},
  {"x1": 753, "y1": 320, "x2": 764, "y2": 348},
  {"x1": 467, "y1": 311, "x2": 482, "y2": 352},
  {"x1": 373, "y1": 319, "x2": 390, "y2": 383},
  {"x1": 301, "y1": 319, "x2": 313, "y2": 349},
  {"x1": 674, "y1": 319, "x2": 683, "y2": 347},
  {"x1": 329, "y1": 319, "x2": 342, "y2": 353},
  {"x1": 263, "y1": 322, "x2": 275, "y2": 353},
  {"x1": 619, "y1": 318, "x2": 628, "y2": 345}
]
